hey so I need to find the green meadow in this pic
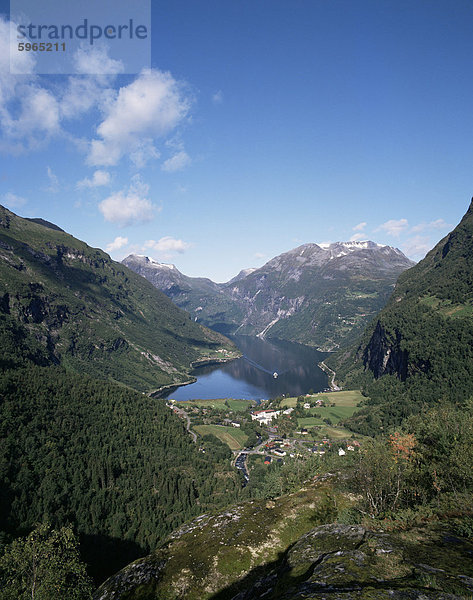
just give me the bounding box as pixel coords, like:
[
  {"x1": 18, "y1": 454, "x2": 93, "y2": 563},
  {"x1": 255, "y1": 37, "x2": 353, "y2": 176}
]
[
  {"x1": 194, "y1": 424, "x2": 249, "y2": 451},
  {"x1": 177, "y1": 398, "x2": 255, "y2": 412}
]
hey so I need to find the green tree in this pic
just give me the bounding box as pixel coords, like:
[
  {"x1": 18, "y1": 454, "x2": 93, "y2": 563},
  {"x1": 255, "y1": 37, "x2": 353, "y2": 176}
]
[{"x1": 0, "y1": 523, "x2": 93, "y2": 600}]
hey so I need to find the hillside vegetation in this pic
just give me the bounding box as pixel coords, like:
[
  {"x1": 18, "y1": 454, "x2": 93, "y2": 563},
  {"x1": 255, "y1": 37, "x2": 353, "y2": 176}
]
[
  {"x1": 0, "y1": 206, "x2": 245, "y2": 584},
  {"x1": 0, "y1": 205, "x2": 238, "y2": 393},
  {"x1": 330, "y1": 199, "x2": 473, "y2": 435}
]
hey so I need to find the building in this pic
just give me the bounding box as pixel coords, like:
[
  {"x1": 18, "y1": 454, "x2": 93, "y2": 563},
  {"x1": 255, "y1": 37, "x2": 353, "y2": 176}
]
[{"x1": 250, "y1": 410, "x2": 281, "y2": 425}]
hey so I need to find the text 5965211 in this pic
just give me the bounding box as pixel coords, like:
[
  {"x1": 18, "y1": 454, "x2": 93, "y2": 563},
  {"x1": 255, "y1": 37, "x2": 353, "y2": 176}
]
[{"x1": 18, "y1": 42, "x2": 66, "y2": 51}]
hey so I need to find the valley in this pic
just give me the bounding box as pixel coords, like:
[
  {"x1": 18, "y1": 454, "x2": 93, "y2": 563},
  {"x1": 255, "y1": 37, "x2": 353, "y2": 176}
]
[
  {"x1": 1, "y1": 202, "x2": 473, "y2": 600},
  {"x1": 123, "y1": 241, "x2": 414, "y2": 351},
  {"x1": 2, "y1": 4, "x2": 473, "y2": 598}
]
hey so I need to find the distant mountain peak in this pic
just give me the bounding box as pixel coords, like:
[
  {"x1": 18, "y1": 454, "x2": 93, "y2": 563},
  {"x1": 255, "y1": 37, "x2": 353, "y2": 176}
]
[
  {"x1": 124, "y1": 239, "x2": 414, "y2": 350},
  {"x1": 227, "y1": 267, "x2": 258, "y2": 284},
  {"x1": 125, "y1": 254, "x2": 177, "y2": 271},
  {"x1": 318, "y1": 240, "x2": 387, "y2": 250}
]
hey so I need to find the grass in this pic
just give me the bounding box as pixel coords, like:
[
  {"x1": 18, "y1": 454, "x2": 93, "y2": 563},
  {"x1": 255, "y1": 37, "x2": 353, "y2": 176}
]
[
  {"x1": 178, "y1": 398, "x2": 254, "y2": 412},
  {"x1": 194, "y1": 424, "x2": 249, "y2": 451},
  {"x1": 278, "y1": 391, "x2": 365, "y2": 441},
  {"x1": 419, "y1": 295, "x2": 473, "y2": 319},
  {"x1": 281, "y1": 389, "x2": 364, "y2": 409}
]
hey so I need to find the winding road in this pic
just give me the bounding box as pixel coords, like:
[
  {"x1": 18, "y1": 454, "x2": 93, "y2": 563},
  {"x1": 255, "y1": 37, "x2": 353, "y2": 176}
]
[{"x1": 318, "y1": 361, "x2": 341, "y2": 391}]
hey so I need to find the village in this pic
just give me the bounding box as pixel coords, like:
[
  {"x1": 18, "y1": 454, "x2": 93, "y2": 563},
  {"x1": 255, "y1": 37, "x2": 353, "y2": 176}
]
[{"x1": 166, "y1": 389, "x2": 365, "y2": 482}]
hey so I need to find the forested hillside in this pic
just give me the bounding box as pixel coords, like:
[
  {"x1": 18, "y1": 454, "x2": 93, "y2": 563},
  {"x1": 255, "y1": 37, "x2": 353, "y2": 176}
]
[
  {"x1": 0, "y1": 206, "x2": 244, "y2": 584},
  {"x1": 331, "y1": 199, "x2": 473, "y2": 435},
  {"x1": 0, "y1": 364, "x2": 243, "y2": 584},
  {"x1": 0, "y1": 205, "x2": 237, "y2": 393}
]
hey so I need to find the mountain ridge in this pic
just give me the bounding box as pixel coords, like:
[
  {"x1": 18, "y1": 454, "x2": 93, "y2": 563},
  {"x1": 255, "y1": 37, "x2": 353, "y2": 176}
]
[
  {"x1": 0, "y1": 205, "x2": 238, "y2": 392},
  {"x1": 123, "y1": 241, "x2": 414, "y2": 350},
  {"x1": 330, "y1": 198, "x2": 473, "y2": 434}
]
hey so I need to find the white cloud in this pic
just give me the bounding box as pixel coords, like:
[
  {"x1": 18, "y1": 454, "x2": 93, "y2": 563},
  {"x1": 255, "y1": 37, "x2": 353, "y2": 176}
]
[
  {"x1": 4, "y1": 20, "x2": 36, "y2": 75},
  {"x1": 73, "y1": 44, "x2": 125, "y2": 76},
  {"x1": 59, "y1": 76, "x2": 114, "y2": 120},
  {"x1": 2, "y1": 192, "x2": 27, "y2": 208},
  {"x1": 1, "y1": 85, "x2": 61, "y2": 153},
  {"x1": 376, "y1": 218, "x2": 409, "y2": 237},
  {"x1": 144, "y1": 237, "x2": 190, "y2": 254},
  {"x1": 212, "y1": 90, "x2": 223, "y2": 104},
  {"x1": 46, "y1": 166, "x2": 59, "y2": 193},
  {"x1": 350, "y1": 233, "x2": 366, "y2": 242},
  {"x1": 98, "y1": 176, "x2": 156, "y2": 226},
  {"x1": 88, "y1": 69, "x2": 191, "y2": 167},
  {"x1": 129, "y1": 140, "x2": 160, "y2": 169},
  {"x1": 77, "y1": 170, "x2": 111, "y2": 188},
  {"x1": 353, "y1": 221, "x2": 367, "y2": 232},
  {"x1": 402, "y1": 235, "x2": 432, "y2": 259},
  {"x1": 0, "y1": 18, "x2": 63, "y2": 154},
  {"x1": 411, "y1": 218, "x2": 452, "y2": 233},
  {"x1": 161, "y1": 150, "x2": 191, "y2": 172},
  {"x1": 254, "y1": 252, "x2": 266, "y2": 260},
  {"x1": 0, "y1": 18, "x2": 192, "y2": 170},
  {"x1": 106, "y1": 236, "x2": 129, "y2": 253}
]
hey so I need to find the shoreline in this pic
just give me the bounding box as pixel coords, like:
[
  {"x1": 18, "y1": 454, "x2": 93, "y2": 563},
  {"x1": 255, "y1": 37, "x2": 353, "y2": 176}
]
[
  {"x1": 150, "y1": 354, "x2": 240, "y2": 398},
  {"x1": 318, "y1": 360, "x2": 341, "y2": 391},
  {"x1": 190, "y1": 356, "x2": 238, "y2": 368},
  {"x1": 149, "y1": 378, "x2": 196, "y2": 399}
]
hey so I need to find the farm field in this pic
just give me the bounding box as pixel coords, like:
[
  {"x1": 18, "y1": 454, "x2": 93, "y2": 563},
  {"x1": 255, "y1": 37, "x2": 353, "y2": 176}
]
[
  {"x1": 178, "y1": 398, "x2": 255, "y2": 412},
  {"x1": 295, "y1": 420, "x2": 357, "y2": 440},
  {"x1": 194, "y1": 424, "x2": 249, "y2": 451},
  {"x1": 283, "y1": 390, "x2": 366, "y2": 440},
  {"x1": 281, "y1": 389, "x2": 364, "y2": 409}
]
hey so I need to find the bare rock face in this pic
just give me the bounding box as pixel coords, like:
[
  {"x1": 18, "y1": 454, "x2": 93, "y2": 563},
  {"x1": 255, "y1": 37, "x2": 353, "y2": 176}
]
[
  {"x1": 362, "y1": 321, "x2": 409, "y2": 380},
  {"x1": 231, "y1": 524, "x2": 472, "y2": 600}
]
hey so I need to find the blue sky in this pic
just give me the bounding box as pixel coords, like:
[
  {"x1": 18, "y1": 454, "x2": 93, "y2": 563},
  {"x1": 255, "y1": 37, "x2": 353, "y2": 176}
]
[{"x1": 1, "y1": 0, "x2": 473, "y2": 281}]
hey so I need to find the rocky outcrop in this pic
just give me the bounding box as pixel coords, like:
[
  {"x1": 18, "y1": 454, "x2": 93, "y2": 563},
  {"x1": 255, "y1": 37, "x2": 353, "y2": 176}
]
[
  {"x1": 94, "y1": 520, "x2": 473, "y2": 600},
  {"x1": 362, "y1": 321, "x2": 409, "y2": 380}
]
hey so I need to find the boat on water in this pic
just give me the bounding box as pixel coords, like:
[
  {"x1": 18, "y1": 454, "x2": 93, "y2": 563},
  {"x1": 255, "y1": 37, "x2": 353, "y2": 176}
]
[{"x1": 273, "y1": 372, "x2": 278, "y2": 378}]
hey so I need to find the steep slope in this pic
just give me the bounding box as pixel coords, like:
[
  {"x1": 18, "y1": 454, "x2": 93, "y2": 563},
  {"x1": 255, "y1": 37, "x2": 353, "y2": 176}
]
[
  {"x1": 124, "y1": 242, "x2": 414, "y2": 350},
  {"x1": 122, "y1": 254, "x2": 246, "y2": 335},
  {"x1": 333, "y1": 199, "x2": 473, "y2": 434},
  {"x1": 0, "y1": 206, "x2": 238, "y2": 392},
  {"x1": 224, "y1": 241, "x2": 414, "y2": 349},
  {"x1": 95, "y1": 482, "x2": 473, "y2": 600},
  {"x1": 0, "y1": 365, "x2": 244, "y2": 584}
]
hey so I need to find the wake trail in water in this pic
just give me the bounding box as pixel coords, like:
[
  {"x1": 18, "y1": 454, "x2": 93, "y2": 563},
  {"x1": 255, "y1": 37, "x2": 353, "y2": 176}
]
[{"x1": 243, "y1": 355, "x2": 287, "y2": 376}]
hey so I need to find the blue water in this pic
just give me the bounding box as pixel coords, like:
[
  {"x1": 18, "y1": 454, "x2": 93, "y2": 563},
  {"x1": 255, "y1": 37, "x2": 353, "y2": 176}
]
[{"x1": 163, "y1": 336, "x2": 329, "y2": 401}]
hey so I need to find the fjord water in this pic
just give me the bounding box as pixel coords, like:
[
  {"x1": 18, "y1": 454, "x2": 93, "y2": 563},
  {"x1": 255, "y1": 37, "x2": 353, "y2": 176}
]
[{"x1": 164, "y1": 336, "x2": 329, "y2": 401}]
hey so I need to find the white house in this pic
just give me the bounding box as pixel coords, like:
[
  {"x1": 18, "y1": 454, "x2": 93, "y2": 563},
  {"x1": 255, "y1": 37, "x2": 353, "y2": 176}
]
[{"x1": 251, "y1": 410, "x2": 281, "y2": 425}]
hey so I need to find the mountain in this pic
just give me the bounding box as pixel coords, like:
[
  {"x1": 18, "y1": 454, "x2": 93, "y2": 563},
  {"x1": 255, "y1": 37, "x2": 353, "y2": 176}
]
[
  {"x1": 332, "y1": 199, "x2": 473, "y2": 434},
  {"x1": 0, "y1": 206, "x2": 243, "y2": 583},
  {"x1": 122, "y1": 254, "x2": 246, "y2": 336},
  {"x1": 123, "y1": 241, "x2": 414, "y2": 350},
  {"x1": 0, "y1": 205, "x2": 238, "y2": 393},
  {"x1": 227, "y1": 267, "x2": 258, "y2": 284}
]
